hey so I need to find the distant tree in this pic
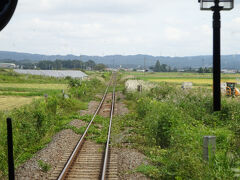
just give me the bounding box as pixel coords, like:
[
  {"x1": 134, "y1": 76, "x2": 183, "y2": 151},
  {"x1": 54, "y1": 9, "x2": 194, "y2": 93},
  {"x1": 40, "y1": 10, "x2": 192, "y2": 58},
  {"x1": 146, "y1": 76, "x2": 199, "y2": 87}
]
[
  {"x1": 94, "y1": 63, "x2": 106, "y2": 71},
  {"x1": 161, "y1": 64, "x2": 168, "y2": 72},
  {"x1": 205, "y1": 67, "x2": 212, "y2": 73},
  {"x1": 198, "y1": 67, "x2": 204, "y2": 73},
  {"x1": 198, "y1": 67, "x2": 212, "y2": 73},
  {"x1": 38, "y1": 61, "x2": 53, "y2": 70},
  {"x1": 154, "y1": 60, "x2": 161, "y2": 72},
  {"x1": 37, "y1": 59, "x2": 98, "y2": 70},
  {"x1": 153, "y1": 60, "x2": 170, "y2": 72},
  {"x1": 173, "y1": 68, "x2": 178, "y2": 72},
  {"x1": 85, "y1": 60, "x2": 96, "y2": 70},
  {"x1": 55, "y1": 60, "x2": 62, "y2": 70}
]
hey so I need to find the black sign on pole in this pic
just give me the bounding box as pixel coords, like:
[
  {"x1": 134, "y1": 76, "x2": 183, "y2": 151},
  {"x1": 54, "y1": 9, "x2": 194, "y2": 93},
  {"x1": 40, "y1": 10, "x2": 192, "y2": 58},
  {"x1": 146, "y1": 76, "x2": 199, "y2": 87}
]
[{"x1": 7, "y1": 118, "x2": 15, "y2": 180}]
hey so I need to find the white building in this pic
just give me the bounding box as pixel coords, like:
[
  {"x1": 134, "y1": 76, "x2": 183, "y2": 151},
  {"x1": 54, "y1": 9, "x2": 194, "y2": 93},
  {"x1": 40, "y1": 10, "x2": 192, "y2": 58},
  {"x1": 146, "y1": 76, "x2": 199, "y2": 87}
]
[{"x1": 0, "y1": 63, "x2": 16, "y2": 69}]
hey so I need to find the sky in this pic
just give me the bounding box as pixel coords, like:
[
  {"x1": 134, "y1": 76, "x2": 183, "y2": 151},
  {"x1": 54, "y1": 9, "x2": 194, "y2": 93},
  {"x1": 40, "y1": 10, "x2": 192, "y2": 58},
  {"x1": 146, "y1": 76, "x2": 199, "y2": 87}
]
[{"x1": 0, "y1": 0, "x2": 239, "y2": 57}]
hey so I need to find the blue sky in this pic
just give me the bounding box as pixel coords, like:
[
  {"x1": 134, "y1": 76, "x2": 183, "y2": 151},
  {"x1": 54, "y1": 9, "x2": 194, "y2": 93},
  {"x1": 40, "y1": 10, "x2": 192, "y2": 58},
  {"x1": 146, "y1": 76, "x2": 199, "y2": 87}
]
[{"x1": 0, "y1": 0, "x2": 239, "y2": 57}]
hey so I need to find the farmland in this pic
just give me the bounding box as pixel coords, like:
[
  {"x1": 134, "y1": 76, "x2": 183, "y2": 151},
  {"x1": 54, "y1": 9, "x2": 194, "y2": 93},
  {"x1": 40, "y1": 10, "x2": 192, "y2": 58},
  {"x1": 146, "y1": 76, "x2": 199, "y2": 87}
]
[
  {"x1": 0, "y1": 96, "x2": 39, "y2": 110},
  {"x1": 126, "y1": 72, "x2": 240, "y2": 87},
  {"x1": 0, "y1": 83, "x2": 67, "y2": 90},
  {"x1": 0, "y1": 69, "x2": 71, "y2": 110},
  {"x1": 0, "y1": 70, "x2": 109, "y2": 178}
]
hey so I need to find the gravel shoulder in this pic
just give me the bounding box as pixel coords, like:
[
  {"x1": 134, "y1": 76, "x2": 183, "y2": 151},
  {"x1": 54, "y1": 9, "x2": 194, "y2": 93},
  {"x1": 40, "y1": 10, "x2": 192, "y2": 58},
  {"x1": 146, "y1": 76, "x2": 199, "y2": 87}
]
[
  {"x1": 114, "y1": 148, "x2": 150, "y2": 180},
  {"x1": 113, "y1": 92, "x2": 150, "y2": 179},
  {"x1": 15, "y1": 129, "x2": 81, "y2": 180}
]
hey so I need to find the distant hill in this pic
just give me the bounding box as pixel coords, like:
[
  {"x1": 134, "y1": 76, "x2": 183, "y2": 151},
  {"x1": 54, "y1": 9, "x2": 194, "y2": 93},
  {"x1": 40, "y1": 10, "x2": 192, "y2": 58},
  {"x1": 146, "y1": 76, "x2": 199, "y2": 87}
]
[{"x1": 0, "y1": 51, "x2": 239, "y2": 69}]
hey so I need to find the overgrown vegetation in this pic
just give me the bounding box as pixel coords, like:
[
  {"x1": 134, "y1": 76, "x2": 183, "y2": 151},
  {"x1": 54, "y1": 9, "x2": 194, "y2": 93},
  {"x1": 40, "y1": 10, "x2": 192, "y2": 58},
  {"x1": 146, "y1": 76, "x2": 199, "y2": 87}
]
[
  {"x1": 0, "y1": 71, "x2": 109, "y2": 178},
  {"x1": 66, "y1": 114, "x2": 110, "y2": 144},
  {"x1": 119, "y1": 82, "x2": 240, "y2": 179}
]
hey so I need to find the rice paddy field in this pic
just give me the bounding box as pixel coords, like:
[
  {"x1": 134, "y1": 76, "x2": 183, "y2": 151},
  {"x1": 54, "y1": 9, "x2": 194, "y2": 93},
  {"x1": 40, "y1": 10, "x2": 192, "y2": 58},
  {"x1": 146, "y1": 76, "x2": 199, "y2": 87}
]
[
  {"x1": 0, "y1": 96, "x2": 39, "y2": 110},
  {"x1": 0, "y1": 69, "x2": 69, "y2": 110},
  {"x1": 0, "y1": 83, "x2": 67, "y2": 89},
  {"x1": 127, "y1": 72, "x2": 240, "y2": 87}
]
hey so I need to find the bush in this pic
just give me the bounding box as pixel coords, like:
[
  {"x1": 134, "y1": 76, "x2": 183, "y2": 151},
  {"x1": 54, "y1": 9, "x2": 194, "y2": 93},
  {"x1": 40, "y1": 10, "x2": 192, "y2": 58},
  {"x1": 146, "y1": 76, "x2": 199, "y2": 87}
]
[
  {"x1": 0, "y1": 94, "x2": 85, "y2": 176},
  {"x1": 69, "y1": 78, "x2": 103, "y2": 101},
  {"x1": 130, "y1": 84, "x2": 240, "y2": 179}
]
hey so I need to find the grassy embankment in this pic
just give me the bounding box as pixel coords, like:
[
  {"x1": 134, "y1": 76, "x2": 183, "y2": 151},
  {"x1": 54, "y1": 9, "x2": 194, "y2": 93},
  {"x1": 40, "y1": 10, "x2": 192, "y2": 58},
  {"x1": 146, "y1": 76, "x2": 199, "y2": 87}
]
[
  {"x1": 111, "y1": 72, "x2": 240, "y2": 179},
  {"x1": 0, "y1": 70, "x2": 111, "y2": 178}
]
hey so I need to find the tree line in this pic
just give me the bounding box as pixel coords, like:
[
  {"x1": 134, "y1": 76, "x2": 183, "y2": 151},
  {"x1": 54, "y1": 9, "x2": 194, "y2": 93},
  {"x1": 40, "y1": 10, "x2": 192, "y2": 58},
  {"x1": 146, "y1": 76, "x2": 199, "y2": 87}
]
[
  {"x1": 151, "y1": 60, "x2": 213, "y2": 73},
  {"x1": 37, "y1": 59, "x2": 107, "y2": 71},
  {"x1": 0, "y1": 59, "x2": 106, "y2": 71},
  {"x1": 151, "y1": 60, "x2": 177, "y2": 72}
]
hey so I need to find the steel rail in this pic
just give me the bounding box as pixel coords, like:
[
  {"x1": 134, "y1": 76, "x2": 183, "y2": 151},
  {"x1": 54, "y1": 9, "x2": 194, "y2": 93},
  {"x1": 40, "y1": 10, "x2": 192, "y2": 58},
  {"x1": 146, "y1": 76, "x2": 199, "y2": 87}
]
[
  {"x1": 101, "y1": 75, "x2": 116, "y2": 180},
  {"x1": 57, "y1": 77, "x2": 113, "y2": 180}
]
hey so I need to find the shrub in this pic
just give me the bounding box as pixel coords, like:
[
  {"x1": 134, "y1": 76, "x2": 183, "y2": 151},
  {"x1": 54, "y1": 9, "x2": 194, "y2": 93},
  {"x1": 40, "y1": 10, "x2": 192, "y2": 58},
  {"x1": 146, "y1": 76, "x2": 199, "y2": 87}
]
[{"x1": 130, "y1": 83, "x2": 240, "y2": 179}]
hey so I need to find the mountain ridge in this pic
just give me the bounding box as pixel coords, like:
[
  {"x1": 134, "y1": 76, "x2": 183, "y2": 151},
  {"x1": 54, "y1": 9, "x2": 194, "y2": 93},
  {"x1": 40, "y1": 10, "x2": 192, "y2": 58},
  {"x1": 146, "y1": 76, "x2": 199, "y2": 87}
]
[{"x1": 0, "y1": 51, "x2": 239, "y2": 69}]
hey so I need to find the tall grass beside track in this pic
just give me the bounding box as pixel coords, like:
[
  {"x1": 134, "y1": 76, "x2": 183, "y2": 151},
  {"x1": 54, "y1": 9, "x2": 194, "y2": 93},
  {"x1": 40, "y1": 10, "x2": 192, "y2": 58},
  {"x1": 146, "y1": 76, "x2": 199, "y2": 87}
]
[
  {"x1": 0, "y1": 72, "x2": 109, "y2": 178},
  {"x1": 118, "y1": 81, "x2": 240, "y2": 179}
]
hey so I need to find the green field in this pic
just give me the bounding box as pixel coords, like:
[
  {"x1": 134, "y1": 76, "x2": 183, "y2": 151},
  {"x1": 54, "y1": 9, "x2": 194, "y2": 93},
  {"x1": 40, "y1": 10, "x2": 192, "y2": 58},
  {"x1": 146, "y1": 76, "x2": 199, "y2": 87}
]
[
  {"x1": 0, "y1": 70, "x2": 70, "y2": 110},
  {"x1": 126, "y1": 72, "x2": 240, "y2": 86},
  {"x1": 0, "y1": 70, "x2": 109, "y2": 178}
]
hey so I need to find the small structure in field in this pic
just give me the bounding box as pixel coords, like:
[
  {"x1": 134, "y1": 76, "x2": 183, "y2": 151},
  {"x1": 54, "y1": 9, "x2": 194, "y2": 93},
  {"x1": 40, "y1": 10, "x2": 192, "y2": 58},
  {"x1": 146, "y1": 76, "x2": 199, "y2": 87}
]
[
  {"x1": 125, "y1": 80, "x2": 155, "y2": 92},
  {"x1": 181, "y1": 82, "x2": 193, "y2": 90},
  {"x1": 221, "y1": 83, "x2": 227, "y2": 92}
]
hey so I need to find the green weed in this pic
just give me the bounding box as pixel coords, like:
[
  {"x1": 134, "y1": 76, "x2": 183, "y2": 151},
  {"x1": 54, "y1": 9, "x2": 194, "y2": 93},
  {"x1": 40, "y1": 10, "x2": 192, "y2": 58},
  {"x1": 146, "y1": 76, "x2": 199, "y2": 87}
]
[{"x1": 37, "y1": 160, "x2": 51, "y2": 172}]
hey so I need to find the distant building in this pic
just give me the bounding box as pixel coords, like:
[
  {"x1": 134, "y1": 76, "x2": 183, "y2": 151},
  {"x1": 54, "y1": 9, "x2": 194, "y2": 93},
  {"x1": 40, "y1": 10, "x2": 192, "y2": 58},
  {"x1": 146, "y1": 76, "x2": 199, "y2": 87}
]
[
  {"x1": 181, "y1": 82, "x2": 193, "y2": 90},
  {"x1": 0, "y1": 63, "x2": 16, "y2": 69},
  {"x1": 221, "y1": 69, "x2": 236, "y2": 74},
  {"x1": 137, "y1": 69, "x2": 146, "y2": 72}
]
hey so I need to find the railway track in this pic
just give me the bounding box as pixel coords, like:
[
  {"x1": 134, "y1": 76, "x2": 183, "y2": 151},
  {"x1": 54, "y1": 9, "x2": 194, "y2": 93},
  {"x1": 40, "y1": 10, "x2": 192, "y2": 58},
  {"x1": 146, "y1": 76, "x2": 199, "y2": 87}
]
[{"x1": 50, "y1": 75, "x2": 118, "y2": 180}]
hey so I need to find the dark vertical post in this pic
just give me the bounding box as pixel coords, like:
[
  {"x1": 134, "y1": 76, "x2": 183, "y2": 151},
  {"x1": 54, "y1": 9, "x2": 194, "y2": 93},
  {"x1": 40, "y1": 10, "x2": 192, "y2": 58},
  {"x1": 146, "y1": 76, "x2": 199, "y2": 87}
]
[
  {"x1": 7, "y1": 118, "x2": 15, "y2": 180},
  {"x1": 212, "y1": 0, "x2": 221, "y2": 111}
]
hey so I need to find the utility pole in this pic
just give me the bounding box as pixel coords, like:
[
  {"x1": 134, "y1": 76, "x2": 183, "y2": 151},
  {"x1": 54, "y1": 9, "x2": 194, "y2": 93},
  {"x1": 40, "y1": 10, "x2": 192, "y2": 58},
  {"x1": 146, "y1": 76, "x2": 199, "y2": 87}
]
[
  {"x1": 212, "y1": 0, "x2": 222, "y2": 111},
  {"x1": 144, "y1": 57, "x2": 146, "y2": 75},
  {"x1": 198, "y1": 0, "x2": 234, "y2": 111}
]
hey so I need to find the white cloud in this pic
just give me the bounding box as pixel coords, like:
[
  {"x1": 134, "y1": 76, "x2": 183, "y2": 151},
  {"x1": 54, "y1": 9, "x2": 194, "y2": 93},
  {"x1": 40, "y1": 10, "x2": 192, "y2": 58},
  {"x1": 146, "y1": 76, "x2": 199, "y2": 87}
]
[
  {"x1": 200, "y1": 25, "x2": 212, "y2": 36},
  {"x1": 164, "y1": 27, "x2": 189, "y2": 41},
  {"x1": 0, "y1": 0, "x2": 239, "y2": 56}
]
